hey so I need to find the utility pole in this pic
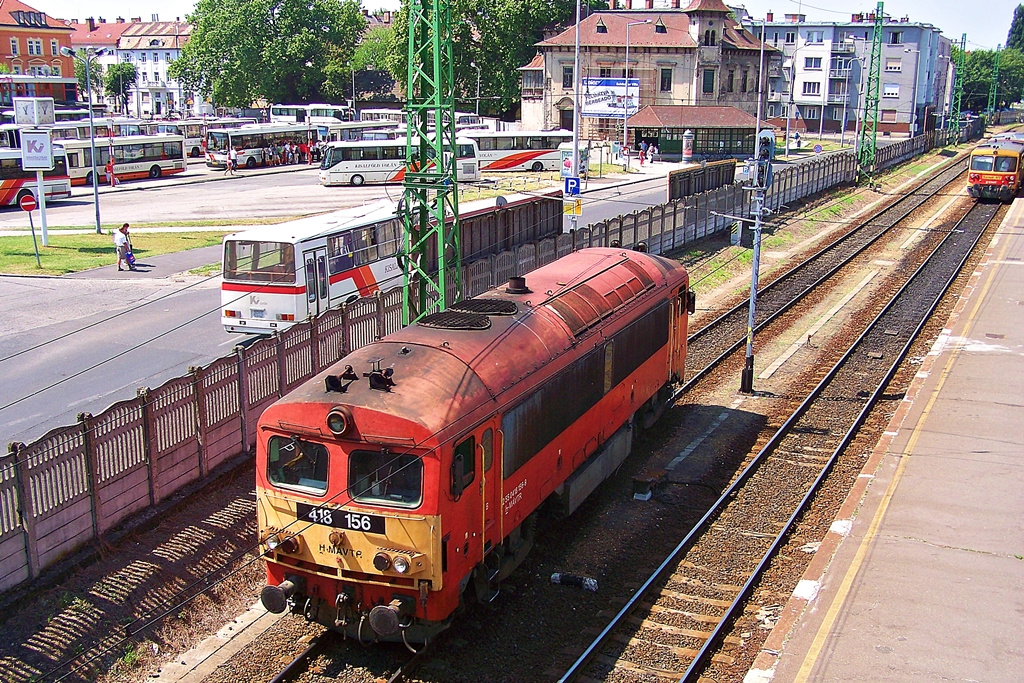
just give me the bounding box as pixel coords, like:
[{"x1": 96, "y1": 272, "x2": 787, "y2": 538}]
[
  {"x1": 949, "y1": 34, "x2": 966, "y2": 142},
  {"x1": 857, "y1": 1, "x2": 884, "y2": 178},
  {"x1": 401, "y1": 0, "x2": 460, "y2": 325},
  {"x1": 740, "y1": 130, "x2": 775, "y2": 395}
]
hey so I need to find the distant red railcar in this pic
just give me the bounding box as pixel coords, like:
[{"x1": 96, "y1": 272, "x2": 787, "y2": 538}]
[{"x1": 255, "y1": 247, "x2": 694, "y2": 643}]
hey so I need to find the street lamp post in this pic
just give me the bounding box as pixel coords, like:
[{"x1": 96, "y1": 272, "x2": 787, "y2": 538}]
[
  {"x1": 62, "y1": 46, "x2": 106, "y2": 234},
  {"x1": 470, "y1": 61, "x2": 482, "y2": 115},
  {"x1": 623, "y1": 19, "x2": 651, "y2": 171}
]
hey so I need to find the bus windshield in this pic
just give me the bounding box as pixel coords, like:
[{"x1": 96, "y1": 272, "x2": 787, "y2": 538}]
[{"x1": 223, "y1": 240, "x2": 296, "y2": 282}]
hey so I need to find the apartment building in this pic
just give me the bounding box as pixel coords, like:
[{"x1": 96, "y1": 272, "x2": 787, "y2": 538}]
[{"x1": 746, "y1": 11, "x2": 952, "y2": 137}]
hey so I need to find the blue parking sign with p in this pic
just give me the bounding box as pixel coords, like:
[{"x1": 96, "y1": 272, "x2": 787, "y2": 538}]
[{"x1": 564, "y1": 176, "x2": 581, "y2": 196}]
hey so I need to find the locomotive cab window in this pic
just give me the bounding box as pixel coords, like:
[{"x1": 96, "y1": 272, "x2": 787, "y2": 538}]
[
  {"x1": 995, "y1": 156, "x2": 1017, "y2": 172},
  {"x1": 451, "y1": 436, "x2": 476, "y2": 497},
  {"x1": 970, "y1": 155, "x2": 995, "y2": 172},
  {"x1": 267, "y1": 436, "x2": 329, "y2": 495},
  {"x1": 349, "y1": 449, "x2": 423, "y2": 507}
]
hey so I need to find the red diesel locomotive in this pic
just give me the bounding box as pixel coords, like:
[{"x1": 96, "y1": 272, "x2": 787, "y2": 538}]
[{"x1": 255, "y1": 247, "x2": 694, "y2": 644}]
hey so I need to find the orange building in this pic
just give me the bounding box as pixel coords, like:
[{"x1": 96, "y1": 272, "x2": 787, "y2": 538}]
[{"x1": 0, "y1": 0, "x2": 74, "y2": 78}]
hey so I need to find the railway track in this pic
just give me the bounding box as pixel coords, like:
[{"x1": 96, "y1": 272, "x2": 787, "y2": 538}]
[
  {"x1": 266, "y1": 630, "x2": 432, "y2": 683},
  {"x1": 680, "y1": 156, "x2": 968, "y2": 390},
  {"x1": 557, "y1": 199, "x2": 1000, "y2": 682}
]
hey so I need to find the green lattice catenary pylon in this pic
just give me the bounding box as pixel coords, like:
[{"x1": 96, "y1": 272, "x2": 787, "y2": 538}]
[
  {"x1": 858, "y1": 1, "x2": 884, "y2": 177},
  {"x1": 401, "y1": 0, "x2": 461, "y2": 325},
  {"x1": 949, "y1": 33, "x2": 966, "y2": 142}
]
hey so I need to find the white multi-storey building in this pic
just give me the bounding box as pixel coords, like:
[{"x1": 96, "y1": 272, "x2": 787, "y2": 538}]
[
  {"x1": 744, "y1": 10, "x2": 953, "y2": 138},
  {"x1": 116, "y1": 18, "x2": 200, "y2": 118}
]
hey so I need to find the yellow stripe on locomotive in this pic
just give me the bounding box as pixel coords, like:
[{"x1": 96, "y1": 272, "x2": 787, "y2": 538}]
[{"x1": 968, "y1": 139, "x2": 1024, "y2": 202}]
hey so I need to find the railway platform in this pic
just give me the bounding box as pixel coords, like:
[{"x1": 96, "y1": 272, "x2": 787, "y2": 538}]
[{"x1": 748, "y1": 198, "x2": 1024, "y2": 682}]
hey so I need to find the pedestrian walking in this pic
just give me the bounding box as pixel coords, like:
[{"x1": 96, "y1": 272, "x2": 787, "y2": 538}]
[
  {"x1": 226, "y1": 147, "x2": 238, "y2": 175},
  {"x1": 650, "y1": 144, "x2": 659, "y2": 163},
  {"x1": 113, "y1": 223, "x2": 136, "y2": 271},
  {"x1": 638, "y1": 148, "x2": 645, "y2": 166},
  {"x1": 105, "y1": 158, "x2": 117, "y2": 187}
]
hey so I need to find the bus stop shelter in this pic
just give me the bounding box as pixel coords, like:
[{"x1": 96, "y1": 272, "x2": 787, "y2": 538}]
[{"x1": 627, "y1": 105, "x2": 772, "y2": 161}]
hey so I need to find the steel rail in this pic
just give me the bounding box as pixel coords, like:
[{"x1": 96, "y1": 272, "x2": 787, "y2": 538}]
[
  {"x1": 559, "y1": 198, "x2": 996, "y2": 683},
  {"x1": 676, "y1": 157, "x2": 967, "y2": 395},
  {"x1": 268, "y1": 631, "x2": 334, "y2": 683},
  {"x1": 678, "y1": 199, "x2": 998, "y2": 681}
]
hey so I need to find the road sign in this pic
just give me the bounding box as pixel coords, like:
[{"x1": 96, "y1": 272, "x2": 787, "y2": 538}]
[
  {"x1": 19, "y1": 194, "x2": 37, "y2": 212},
  {"x1": 21, "y1": 130, "x2": 54, "y2": 171},
  {"x1": 814, "y1": 144, "x2": 823, "y2": 154},
  {"x1": 564, "y1": 176, "x2": 581, "y2": 196},
  {"x1": 563, "y1": 198, "x2": 582, "y2": 216}
]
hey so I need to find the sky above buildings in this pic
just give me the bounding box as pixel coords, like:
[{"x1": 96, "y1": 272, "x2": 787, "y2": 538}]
[{"x1": 38, "y1": 0, "x2": 1011, "y2": 52}]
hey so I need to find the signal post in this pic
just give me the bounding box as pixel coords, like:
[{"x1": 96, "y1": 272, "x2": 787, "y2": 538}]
[{"x1": 740, "y1": 130, "x2": 775, "y2": 394}]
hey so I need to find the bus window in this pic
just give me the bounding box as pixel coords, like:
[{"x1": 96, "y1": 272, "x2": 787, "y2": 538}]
[
  {"x1": 457, "y1": 143, "x2": 476, "y2": 158},
  {"x1": 495, "y1": 137, "x2": 515, "y2": 151},
  {"x1": 208, "y1": 131, "x2": 229, "y2": 152},
  {"x1": 352, "y1": 227, "x2": 379, "y2": 265},
  {"x1": 223, "y1": 240, "x2": 296, "y2": 282},
  {"x1": 381, "y1": 145, "x2": 401, "y2": 160},
  {"x1": 327, "y1": 233, "x2": 355, "y2": 273}
]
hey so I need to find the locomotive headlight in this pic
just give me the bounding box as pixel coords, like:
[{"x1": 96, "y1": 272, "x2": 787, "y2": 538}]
[
  {"x1": 392, "y1": 555, "x2": 410, "y2": 574},
  {"x1": 373, "y1": 552, "x2": 391, "y2": 571},
  {"x1": 266, "y1": 535, "x2": 281, "y2": 550},
  {"x1": 327, "y1": 406, "x2": 353, "y2": 436}
]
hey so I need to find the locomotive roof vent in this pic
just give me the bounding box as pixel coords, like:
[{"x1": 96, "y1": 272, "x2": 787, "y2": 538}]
[
  {"x1": 419, "y1": 311, "x2": 491, "y2": 330},
  {"x1": 506, "y1": 276, "x2": 532, "y2": 295},
  {"x1": 450, "y1": 299, "x2": 519, "y2": 316}
]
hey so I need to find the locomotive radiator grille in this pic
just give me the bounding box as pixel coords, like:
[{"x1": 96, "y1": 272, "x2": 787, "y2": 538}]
[{"x1": 418, "y1": 311, "x2": 491, "y2": 330}]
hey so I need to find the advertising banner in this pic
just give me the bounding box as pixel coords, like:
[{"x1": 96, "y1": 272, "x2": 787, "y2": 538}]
[{"x1": 580, "y1": 78, "x2": 641, "y2": 119}]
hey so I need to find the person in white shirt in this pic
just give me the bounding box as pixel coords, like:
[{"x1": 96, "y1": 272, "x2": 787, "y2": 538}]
[
  {"x1": 226, "y1": 147, "x2": 238, "y2": 176},
  {"x1": 113, "y1": 224, "x2": 135, "y2": 271}
]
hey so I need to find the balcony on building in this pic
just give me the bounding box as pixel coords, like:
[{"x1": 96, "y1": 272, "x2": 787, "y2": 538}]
[
  {"x1": 831, "y1": 41, "x2": 855, "y2": 54},
  {"x1": 829, "y1": 66, "x2": 852, "y2": 78},
  {"x1": 827, "y1": 92, "x2": 850, "y2": 104}
]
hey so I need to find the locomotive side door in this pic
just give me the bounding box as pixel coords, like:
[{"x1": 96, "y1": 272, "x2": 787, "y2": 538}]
[
  {"x1": 302, "y1": 247, "x2": 329, "y2": 318},
  {"x1": 451, "y1": 432, "x2": 484, "y2": 565},
  {"x1": 479, "y1": 426, "x2": 500, "y2": 555}
]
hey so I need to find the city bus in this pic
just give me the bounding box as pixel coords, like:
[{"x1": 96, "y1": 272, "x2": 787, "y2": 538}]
[
  {"x1": 62, "y1": 134, "x2": 186, "y2": 185},
  {"x1": 205, "y1": 122, "x2": 317, "y2": 168},
  {"x1": 221, "y1": 191, "x2": 558, "y2": 334},
  {"x1": 0, "y1": 145, "x2": 72, "y2": 206},
  {"x1": 317, "y1": 136, "x2": 481, "y2": 186},
  {"x1": 463, "y1": 129, "x2": 572, "y2": 171},
  {"x1": 150, "y1": 118, "x2": 257, "y2": 157},
  {"x1": 270, "y1": 103, "x2": 353, "y2": 124},
  {"x1": 317, "y1": 120, "x2": 401, "y2": 143}
]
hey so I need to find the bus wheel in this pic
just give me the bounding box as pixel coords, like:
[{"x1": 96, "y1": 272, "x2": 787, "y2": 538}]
[
  {"x1": 86, "y1": 171, "x2": 94, "y2": 185},
  {"x1": 149, "y1": 166, "x2": 162, "y2": 179},
  {"x1": 530, "y1": 161, "x2": 544, "y2": 172},
  {"x1": 350, "y1": 174, "x2": 365, "y2": 186},
  {"x1": 190, "y1": 147, "x2": 201, "y2": 158},
  {"x1": 15, "y1": 189, "x2": 34, "y2": 205},
  {"x1": 245, "y1": 157, "x2": 257, "y2": 169}
]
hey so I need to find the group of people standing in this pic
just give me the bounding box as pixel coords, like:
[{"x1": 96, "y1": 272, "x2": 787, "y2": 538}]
[
  {"x1": 637, "y1": 140, "x2": 659, "y2": 166},
  {"x1": 223, "y1": 140, "x2": 316, "y2": 176}
]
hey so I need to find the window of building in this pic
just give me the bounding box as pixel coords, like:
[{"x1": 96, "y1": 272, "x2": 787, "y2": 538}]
[
  {"x1": 802, "y1": 81, "x2": 821, "y2": 95},
  {"x1": 27, "y1": 38, "x2": 42, "y2": 56},
  {"x1": 768, "y1": 104, "x2": 776, "y2": 117},
  {"x1": 600, "y1": 67, "x2": 613, "y2": 78},
  {"x1": 773, "y1": 31, "x2": 779, "y2": 45},
  {"x1": 805, "y1": 57, "x2": 822, "y2": 69},
  {"x1": 9, "y1": 38, "x2": 17, "y2": 55},
  {"x1": 522, "y1": 70, "x2": 542, "y2": 89},
  {"x1": 881, "y1": 109, "x2": 898, "y2": 122},
  {"x1": 596, "y1": 20, "x2": 607, "y2": 34},
  {"x1": 140, "y1": 53, "x2": 147, "y2": 63},
  {"x1": 885, "y1": 58, "x2": 902, "y2": 72},
  {"x1": 51, "y1": 64, "x2": 61, "y2": 76},
  {"x1": 562, "y1": 65, "x2": 573, "y2": 89},
  {"x1": 165, "y1": 52, "x2": 171, "y2": 61},
  {"x1": 660, "y1": 67, "x2": 672, "y2": 92},
  {"x1": 741, "y1": 70, "x2": 749, "y2": 92},
  {"x1": 883, "y1": 83, "x2": 899, "y2": 98},
  {"x1": 50, "y1": 39, "x2": 58, "y2": 55},
  {"x1": 832, "y1": 107, "x2": 843, "y2": 120},
  {"x1": 702, "y1": 68, "x2": 715, "y2": 94},
  {"x1": 807, "y1": 30, "x2": 823, "y2": 43},
  {"x1": 12, "y1": 65, "x2": 21, "y2": 74},
  {"x1": 804, "y1": 105, "x2": 820, "y2": 119},
  {"x1": 152, "y1": 52, "x2": 159, "y2": 62},
  {"x1": 785, "y1": 31, "x2": 796, "y2": 44},
  {"x1": 727, "y1": 70, "x2": 734, "y2": 92},
  {"x1": 889, "y1": 31, "x2": 903, "y2": 45}
]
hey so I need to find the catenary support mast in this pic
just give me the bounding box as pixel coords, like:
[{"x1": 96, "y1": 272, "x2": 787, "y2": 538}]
[
  {"x1": 949, "y1": 33, "x2": 966, "y2": 142},
  {"x1": 857, "y1": 1, "x2": 884, "y2": 177},
  {"x1": 402, "y1": 0, "x2": 461, "y2": 325}
]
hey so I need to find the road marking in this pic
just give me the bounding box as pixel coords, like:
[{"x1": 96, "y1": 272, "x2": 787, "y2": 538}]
[
  {"x1": 758, "y1": 271, "x2": 878, "y2": 380},
  {"x1": 791, "y1": 216, "x2": 1013, "y2": 683}
]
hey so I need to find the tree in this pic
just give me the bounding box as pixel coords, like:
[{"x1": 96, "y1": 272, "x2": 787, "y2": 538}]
[
  {"x1": 958, "y1": 47, "x2": 1024, "y2": 112},
  {"x1": 1008, "y1": 5, "x2": 1024, "y2": 51},
  {"x1": 374, "y1": 0, "x2": 604, "y2": 118},
  {"x1": 73, "y1": 53, "x2": 103, "y2": 100},
  {"x1": 169, "y1": 0, "x2": 366, "y2": 107},
  {"x1": 105, "y1": 62, "x2": 138, "y2": 114}
]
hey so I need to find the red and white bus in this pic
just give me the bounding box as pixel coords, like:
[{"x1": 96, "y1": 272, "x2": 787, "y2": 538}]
[
  {"x1": 317, "y1": 137, "x2": 481, "y2": 186},
  {"x1": 61, "y1": 134, "x2": 186, "y2": 185},
  {"x1": 462, "y1": 129, "x2": 572, "y2": 171},
  {"x1": 0, "y1": 146, "x2": 72, "y2": 206}
]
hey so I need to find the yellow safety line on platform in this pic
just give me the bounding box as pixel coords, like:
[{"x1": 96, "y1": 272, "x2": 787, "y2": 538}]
[{"x1": 792, "y1": 199, "x2": 1016, "y2": 683}]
